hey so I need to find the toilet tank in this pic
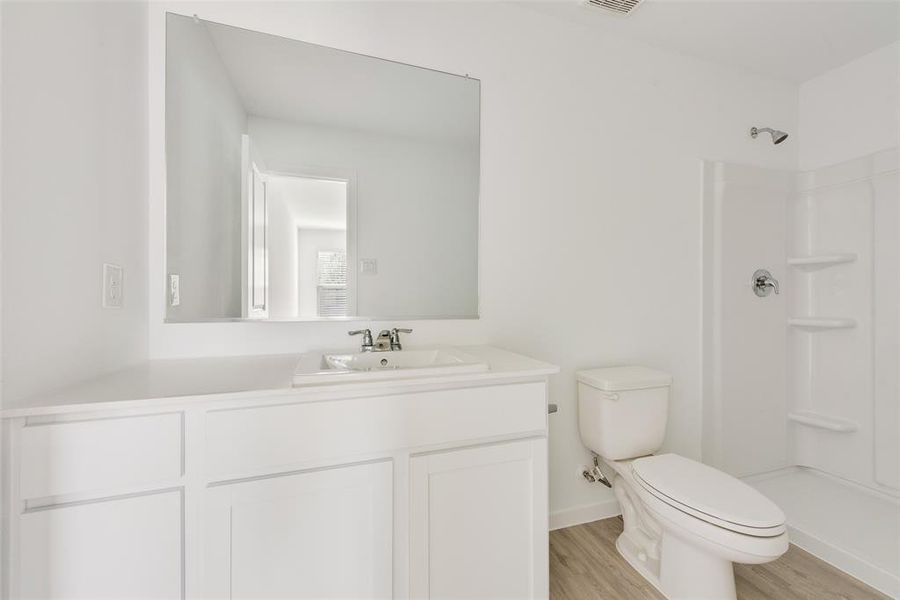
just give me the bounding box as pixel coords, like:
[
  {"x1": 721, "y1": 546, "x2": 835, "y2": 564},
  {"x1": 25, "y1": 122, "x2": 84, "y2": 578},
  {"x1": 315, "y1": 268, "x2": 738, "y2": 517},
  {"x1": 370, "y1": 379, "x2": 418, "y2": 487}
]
[{"x1": 576, "y1": 366, "x2": 672, "y2": 461}]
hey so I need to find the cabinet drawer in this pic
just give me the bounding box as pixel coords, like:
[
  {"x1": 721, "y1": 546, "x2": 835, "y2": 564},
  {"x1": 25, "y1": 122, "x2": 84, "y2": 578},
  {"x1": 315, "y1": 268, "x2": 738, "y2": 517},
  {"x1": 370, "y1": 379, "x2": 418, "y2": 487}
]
[
  {"x1": 19, "y1": 413, "x2": 183, "y2": 500},
  {"x1": 206, "y1": 381, "x2": 547, "y2": 478},
  {"x1": 19, "y1": 490, "x2": 183, "y2": 599}
]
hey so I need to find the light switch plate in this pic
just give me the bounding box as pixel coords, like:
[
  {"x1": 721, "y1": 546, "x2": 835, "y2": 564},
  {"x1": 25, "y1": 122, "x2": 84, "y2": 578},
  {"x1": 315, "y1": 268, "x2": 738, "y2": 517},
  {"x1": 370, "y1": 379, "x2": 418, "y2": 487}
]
[
  {"x1": 102, "y1": 263, "x2": 124, "y2": 308},
  {"x1": 359, "y1": 258, "x2": 377, "y2": 275},
  {"x1": 169, "y1": 274, "x2": 180, "y2": 307}
]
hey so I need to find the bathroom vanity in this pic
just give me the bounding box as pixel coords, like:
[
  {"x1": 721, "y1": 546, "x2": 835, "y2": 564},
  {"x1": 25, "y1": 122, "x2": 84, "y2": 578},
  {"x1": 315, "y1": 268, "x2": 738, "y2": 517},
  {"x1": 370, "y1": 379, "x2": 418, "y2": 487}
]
[
  {"x1": 0, "y1": 11, "x2": 555, "y2": 599},
  {"x1": 1, "y1": 346, "x2": 557, "y2": 599}
]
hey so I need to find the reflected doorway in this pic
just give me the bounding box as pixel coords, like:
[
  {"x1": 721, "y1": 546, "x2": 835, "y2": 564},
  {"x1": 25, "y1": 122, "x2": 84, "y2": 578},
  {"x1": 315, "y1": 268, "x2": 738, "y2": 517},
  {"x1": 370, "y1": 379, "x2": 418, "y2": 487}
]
[{"x1": 264, "y1": 174, "x2": 352, "y2": 319}]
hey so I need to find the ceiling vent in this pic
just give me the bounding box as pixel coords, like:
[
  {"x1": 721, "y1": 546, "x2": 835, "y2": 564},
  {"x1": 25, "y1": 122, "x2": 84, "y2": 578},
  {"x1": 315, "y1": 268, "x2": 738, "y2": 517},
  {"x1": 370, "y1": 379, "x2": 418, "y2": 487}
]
[{"x1": 584, "y1": 0, "x2": 644, "y2": 16}]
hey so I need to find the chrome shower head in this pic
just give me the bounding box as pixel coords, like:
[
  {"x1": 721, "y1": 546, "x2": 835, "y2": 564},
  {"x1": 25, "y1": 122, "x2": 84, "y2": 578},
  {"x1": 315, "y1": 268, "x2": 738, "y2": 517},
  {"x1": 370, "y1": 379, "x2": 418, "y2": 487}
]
[{"x1": 750, "y1": 126, "x2": 789, "y2": 145}]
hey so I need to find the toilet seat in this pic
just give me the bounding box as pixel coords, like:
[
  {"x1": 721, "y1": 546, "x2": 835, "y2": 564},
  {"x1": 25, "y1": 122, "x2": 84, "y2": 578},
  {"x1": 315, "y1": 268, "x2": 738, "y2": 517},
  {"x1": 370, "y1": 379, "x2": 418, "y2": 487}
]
[{"x1": 631, "y1": 454, "x2": 786, "y2": 537}]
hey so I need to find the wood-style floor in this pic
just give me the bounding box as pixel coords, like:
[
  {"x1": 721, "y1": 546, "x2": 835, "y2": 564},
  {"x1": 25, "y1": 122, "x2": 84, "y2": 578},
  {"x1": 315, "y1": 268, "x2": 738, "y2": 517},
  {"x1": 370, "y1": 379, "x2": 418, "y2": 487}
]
[{"x1": 550, "y1": 517, "x2": 891, "y2": 600}]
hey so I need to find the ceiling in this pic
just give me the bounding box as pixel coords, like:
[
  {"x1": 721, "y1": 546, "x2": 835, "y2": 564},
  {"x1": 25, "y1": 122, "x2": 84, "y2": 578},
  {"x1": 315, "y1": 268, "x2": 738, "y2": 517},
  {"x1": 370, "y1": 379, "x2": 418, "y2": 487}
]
[
  {"x1": 268, "y1": 176, "x2": 348, "y2": 230},
  {"x1": 204, "y1": 18, "x2": 479, "y2": 143},
  {"x1": 523, "y1": 0, "x2": 900, "y2": 83}
]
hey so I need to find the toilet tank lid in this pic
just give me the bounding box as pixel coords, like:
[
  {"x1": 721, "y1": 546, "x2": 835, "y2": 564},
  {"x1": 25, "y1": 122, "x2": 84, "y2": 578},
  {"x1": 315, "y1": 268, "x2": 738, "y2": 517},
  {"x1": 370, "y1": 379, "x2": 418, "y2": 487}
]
[{"x1": 576, "y1": 366, "x2": 672, "y2": 391}]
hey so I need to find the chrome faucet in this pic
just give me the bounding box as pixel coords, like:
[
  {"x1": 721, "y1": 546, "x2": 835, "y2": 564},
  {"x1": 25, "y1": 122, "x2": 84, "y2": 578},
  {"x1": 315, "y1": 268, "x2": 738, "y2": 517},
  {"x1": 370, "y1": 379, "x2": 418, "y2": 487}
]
[
  {"x1": 348, "y1": 327, "x2": 413, "y2": 352},
  {"x1": 752, "y1": 269, "x2": 780, "y2": 297},
  {"x1": 374, "y1": 330, "x2": 393, "y2": 351}
]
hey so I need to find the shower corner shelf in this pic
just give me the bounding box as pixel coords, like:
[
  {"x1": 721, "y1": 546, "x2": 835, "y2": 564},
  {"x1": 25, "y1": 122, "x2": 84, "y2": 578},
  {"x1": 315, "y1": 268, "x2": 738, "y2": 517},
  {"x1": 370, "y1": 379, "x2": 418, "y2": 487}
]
[
  {"x1": 787, "y1": 253, "x2": 857, "y2": 270},
  {"x1": 788, "y1": 411, "x2": 858, "y2": 433},
  {"x1": 788, "y1": 317, "x2": 857, "y2": 330}
]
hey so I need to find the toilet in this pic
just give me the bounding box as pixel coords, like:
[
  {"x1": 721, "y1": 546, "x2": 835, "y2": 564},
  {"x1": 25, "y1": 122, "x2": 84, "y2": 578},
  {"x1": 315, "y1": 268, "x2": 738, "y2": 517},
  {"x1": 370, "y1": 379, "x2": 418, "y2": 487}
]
[{"x1": 576, "y1": 366, "x2": 788, "y2": 600}]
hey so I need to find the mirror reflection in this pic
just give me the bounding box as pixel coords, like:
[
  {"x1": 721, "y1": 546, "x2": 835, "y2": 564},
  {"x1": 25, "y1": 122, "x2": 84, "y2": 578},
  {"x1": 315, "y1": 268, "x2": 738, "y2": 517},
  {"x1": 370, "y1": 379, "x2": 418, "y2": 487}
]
[{"x1": 165, "y1": 13, "x2": 480, "y2": 322}]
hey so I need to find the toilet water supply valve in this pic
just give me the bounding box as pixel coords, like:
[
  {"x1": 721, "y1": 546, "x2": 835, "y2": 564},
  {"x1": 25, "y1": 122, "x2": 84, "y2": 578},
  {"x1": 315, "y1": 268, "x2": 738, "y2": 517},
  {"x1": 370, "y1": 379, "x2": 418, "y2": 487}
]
[{"x1": 581, "y1": 454, "x2": 612, "y2": 488}]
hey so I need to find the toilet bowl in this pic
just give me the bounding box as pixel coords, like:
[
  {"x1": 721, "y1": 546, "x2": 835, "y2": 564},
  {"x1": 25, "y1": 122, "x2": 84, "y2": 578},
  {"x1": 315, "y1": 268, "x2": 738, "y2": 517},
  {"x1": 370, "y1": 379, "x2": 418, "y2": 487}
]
[{"x1": 577, "y1": 367, "x2": 787, "y2": 599}]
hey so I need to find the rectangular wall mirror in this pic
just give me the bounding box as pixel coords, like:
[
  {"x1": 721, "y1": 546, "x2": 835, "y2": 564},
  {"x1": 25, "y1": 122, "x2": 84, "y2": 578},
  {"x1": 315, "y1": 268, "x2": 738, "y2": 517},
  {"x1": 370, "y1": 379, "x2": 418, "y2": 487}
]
[{"x1": 165, "y1": 13, "x2": 480, "y2": 322}]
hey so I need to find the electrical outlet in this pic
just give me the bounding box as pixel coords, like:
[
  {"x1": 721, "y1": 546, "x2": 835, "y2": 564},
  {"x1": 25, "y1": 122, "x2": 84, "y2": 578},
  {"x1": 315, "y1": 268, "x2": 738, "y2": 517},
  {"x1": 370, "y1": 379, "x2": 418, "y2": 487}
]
[
  {"x1": 169, "y1": 274, "x2": 180, "y2": 307},
  {"x1": 103, "y1": 263, "x2": 124, "y2": 308}
]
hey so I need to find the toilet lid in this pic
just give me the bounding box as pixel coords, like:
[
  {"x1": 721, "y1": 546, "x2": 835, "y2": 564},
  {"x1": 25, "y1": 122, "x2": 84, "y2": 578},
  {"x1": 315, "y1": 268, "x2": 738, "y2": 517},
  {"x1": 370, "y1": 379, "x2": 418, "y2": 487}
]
[{"x1": 632, "y1": 454, "x2": 785, "y2": 531}]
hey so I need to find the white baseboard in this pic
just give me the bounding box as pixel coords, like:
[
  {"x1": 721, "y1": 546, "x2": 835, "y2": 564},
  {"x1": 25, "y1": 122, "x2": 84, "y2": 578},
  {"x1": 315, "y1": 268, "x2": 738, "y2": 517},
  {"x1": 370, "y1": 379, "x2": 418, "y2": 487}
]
[{"x1": 549, "y1": 499, "x2": 621, "y2": 531}]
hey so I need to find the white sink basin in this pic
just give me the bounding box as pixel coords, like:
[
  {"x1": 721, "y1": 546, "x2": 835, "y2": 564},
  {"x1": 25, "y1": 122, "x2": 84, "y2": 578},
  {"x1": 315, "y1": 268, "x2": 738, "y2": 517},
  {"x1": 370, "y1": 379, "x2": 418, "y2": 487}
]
[{"x1": 293, "y1": 347, "x2": 489, "y2": 386}]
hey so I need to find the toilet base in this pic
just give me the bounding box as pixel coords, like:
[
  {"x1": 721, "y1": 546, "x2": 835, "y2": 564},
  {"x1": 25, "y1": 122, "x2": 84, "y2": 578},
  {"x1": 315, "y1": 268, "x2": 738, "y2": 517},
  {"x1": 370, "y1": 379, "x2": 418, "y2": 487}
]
[
  {"x1": 615, "y1": 533, "x2": 664, "y2": 595},
  {"x1": 658, "y1": 531, "x2": 737, "y2": 600},
  {"x1": 616, "y1": 528, "x2": 738, "y2": 600},
  {"x1": 610, "y1": 468, "x2": 665, "y2": 593}
]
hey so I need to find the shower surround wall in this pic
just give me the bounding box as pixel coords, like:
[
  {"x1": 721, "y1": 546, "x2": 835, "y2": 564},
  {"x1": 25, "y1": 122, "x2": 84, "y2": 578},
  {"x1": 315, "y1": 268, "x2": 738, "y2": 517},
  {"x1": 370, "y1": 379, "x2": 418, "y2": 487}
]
[
  {"x1": 701, "y1": 161, "x2": 792, "y2": 478},
  {"x1": 756, "y1": 150, "x2": 900, "y2": 597},
  {"x1": 704, "y1": 150, "x2": 900, "y2": 597},
  {"x1": 789, "y1": 149, "x2": 899, "y2": 494}
]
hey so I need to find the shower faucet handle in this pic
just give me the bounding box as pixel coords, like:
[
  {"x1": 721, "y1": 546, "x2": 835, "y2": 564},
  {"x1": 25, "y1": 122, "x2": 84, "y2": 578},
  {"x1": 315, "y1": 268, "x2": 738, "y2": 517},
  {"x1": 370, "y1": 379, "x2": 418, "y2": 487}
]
[{"x1": 752, "y1": 269, "x2": 780, "y2": 297}]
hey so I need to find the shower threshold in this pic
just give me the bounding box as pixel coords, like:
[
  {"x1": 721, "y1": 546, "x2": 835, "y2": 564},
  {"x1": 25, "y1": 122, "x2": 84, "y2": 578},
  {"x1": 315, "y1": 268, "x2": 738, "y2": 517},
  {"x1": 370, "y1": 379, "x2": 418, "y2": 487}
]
[{"x1": 744, "y1": 467, "x2": 899, "y2": 598}]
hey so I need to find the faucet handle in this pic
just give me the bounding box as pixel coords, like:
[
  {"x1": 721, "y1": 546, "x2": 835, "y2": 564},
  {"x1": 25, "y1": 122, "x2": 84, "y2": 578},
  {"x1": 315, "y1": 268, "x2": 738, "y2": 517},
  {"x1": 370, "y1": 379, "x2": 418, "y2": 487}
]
[
  {"x1": 752, "y1": 269, "x2": 780, "y2": 297},
  {"x1": 348, "y1": 329, "x2": 373, "y2": 349},
  {"x1": 390, "y1": 328, "x2": 412, "y2": 351}
]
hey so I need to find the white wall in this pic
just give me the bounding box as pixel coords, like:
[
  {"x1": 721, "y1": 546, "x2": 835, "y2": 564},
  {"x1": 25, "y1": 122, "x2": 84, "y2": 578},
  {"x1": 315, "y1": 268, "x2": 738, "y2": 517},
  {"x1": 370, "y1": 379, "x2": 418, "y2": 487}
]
[
  {"x1": 248, "y1": 117, "x2": 478, "y2": 319},
  {"x1": 166, "y1": 13, "x2": 247, "y2": 320},
  {"x1": 799, "y1": 41, "x2": 900, "y2": 171},
  {"x1": 149, "y1": 1, "x2": 798, "y2": 517},
  {"x1": 0, "y1": 1, "x2": 148, "y2": 405}
]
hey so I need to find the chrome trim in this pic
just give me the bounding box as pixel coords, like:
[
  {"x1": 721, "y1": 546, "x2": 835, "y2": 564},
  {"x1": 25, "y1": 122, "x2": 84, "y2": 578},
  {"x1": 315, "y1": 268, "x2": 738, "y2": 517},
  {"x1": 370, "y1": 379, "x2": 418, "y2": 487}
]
[
  {"x1": 348, "y1": 329, "x2": 374, "y2": 351},
  {"x1": 752, "y1": 269, "x2": 780, "y2": 297}
]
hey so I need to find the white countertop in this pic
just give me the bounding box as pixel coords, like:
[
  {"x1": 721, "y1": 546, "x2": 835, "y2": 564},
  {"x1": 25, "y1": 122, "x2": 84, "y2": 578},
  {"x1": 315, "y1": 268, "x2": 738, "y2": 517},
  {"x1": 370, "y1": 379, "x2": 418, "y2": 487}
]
[{"x1": 2, "y1": 346, "x2": 558, "y2": 418}]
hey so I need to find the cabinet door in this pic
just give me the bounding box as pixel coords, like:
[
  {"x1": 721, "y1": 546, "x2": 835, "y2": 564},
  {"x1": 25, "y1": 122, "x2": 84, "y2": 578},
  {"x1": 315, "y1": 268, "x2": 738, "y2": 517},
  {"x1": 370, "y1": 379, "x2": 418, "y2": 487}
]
[
  {"x1": 18, "y1": 490, "x2": 183, "y2": 599},
  {"x1": 410, "y1": 438, "x2": 548, "y2": 599},
  {"x1": 204, "y1": 460, "x2": 393, "y2": 599}
]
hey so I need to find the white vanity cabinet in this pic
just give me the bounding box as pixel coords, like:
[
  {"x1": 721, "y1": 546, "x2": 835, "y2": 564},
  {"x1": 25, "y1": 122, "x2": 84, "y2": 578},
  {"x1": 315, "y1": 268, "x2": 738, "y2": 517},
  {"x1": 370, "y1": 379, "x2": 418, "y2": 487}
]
[
  {"x1": 410, "y1": 439, "x2": 548, "y2": 599},
  {"x1": 2, "y1": 349, "x2": 557, "y2": 600},
  {"x1": 18, "y1": 491, "x2": 183, "y2": 600},
  {"x1": 6, "y1": 413, "x2": 187, "y2": 600},
  {"x1": 203, "y1": 461, "x2": 394, "y2": 600}
]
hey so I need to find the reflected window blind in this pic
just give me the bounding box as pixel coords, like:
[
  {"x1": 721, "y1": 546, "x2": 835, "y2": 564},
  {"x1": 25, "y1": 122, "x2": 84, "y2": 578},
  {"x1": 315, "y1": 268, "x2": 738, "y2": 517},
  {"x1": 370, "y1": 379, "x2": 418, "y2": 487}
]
[{"x1": 317, "y1": 250, "x2": 348, "y2": 317}]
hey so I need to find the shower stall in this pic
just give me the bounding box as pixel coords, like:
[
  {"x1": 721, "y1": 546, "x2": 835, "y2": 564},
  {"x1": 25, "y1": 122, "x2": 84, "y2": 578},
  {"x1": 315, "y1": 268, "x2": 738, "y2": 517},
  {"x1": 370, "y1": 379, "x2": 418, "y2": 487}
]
[{"x1": 702, "y1": 147, "x2": 899, "y2": 597}]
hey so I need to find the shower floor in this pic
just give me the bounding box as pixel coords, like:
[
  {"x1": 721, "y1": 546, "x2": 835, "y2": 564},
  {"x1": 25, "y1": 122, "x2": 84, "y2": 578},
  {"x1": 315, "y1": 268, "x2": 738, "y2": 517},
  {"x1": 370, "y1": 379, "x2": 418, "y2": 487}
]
[{"x1": 744, "y1": 467, "x2": 900, "y2": 598}]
